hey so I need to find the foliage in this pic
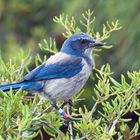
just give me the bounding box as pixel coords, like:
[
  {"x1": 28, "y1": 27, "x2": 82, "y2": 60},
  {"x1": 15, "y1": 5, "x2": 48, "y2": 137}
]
[
  {"x1": 0, "y1": 10, "x2": 140, "y2": 140},
  {"x1": 53, "y1": 9, "x2": 121, "y2": 41}
]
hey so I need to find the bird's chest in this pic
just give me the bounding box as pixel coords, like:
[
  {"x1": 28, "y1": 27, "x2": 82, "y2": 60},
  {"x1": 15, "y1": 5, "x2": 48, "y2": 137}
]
[{"x1": 43, "y1": 59, "x2": 92, "y2": 101}]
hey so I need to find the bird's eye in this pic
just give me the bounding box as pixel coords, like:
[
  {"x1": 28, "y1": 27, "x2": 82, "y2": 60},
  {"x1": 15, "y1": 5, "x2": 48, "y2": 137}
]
[{"x1": 80, "y1": 39, "x2": 86, "y2": 44}]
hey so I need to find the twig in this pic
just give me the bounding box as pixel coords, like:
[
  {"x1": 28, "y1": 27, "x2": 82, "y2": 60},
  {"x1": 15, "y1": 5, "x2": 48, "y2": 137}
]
[
  {"x1": 129, "y1": 132, "x2": 140, "y2": 140},
  {"x1": 67, "y1": 102, "x2": 73, "y2": 140},
  {"x1": 39, "y1": 129, "x2": 44, "y2": 140},
  {"x1": 78, "y1": 133, "x2": 91, "y2": 140},
  {"x1": 34, "y1": 105, "x2": 52, "y2": 119},
  {"x1": 22, "y1": 97, "x2": 45, "y2": 139},
  {"x1": 88, "y1": 101, "x2": 98, "y2": 121},
  {"x1": 33, "y1": 97, "x2": 45, "y2": 115},
  {"x1": 108, "y1": 93, "x2": 134, "y2": 134},
  {"x1": 16, "y1": 60, "x2": 24, "y2": 78}
]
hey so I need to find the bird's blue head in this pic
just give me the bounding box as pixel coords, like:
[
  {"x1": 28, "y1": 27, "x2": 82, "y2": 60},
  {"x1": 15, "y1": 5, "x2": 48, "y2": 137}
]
[{"x1": 61, "y1": 32, "x2": 103, "y2": 56}]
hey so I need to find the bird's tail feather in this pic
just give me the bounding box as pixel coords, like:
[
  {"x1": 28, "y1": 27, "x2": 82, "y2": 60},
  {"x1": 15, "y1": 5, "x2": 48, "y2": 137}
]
[
  {"x1": 0, "y1": 82, "x2": 25, "y2": 92},
  {"x1": 0, "y1": 81, "x2": 44, "y2": 92}
]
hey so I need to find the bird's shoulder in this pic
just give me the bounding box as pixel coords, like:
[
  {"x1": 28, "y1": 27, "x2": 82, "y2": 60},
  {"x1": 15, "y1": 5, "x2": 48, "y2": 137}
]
[{"x1": 45, "y1": 52, "x2": 81, "y2": 65}]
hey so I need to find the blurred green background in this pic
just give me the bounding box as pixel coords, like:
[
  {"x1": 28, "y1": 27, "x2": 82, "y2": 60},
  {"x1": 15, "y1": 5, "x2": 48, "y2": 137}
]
[{"x1": 0, "y1": 0, "x2": 140, "y2": 106}]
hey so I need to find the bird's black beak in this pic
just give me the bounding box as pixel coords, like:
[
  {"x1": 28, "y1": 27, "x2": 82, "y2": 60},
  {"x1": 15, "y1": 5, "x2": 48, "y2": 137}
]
[{"x1": 89, "y1": 41, "x2": 104, "y2": 48}]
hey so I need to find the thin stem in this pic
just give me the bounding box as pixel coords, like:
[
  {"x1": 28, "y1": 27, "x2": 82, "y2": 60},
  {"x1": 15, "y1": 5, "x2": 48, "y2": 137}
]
[
  {"x1": 129, "y1": 132, "x2": 140, "y2": 140},
  {"x1": 108, "y1": 93, "x2": 134, "y2": 134},
  {"x1": 33, "y1": 105, "x2": 52, "y2": 120},
  {"x1": 39, "y1": 129, "x2": 44, "y2": 140},
  {"x1": 33, "y1": 97, "x2": 45, "y2": 115},
  {"x1": 22, "y1": 97, "x2": 45, "y2": 139},
  {"x1": 67, "y1": 102, "x2": 73, "y2": 140},
  {"x1": 79, "y1": 133, "x2": 91, "y2": 140},
  {"x1": 88, "y1": 101, "x2": 98, "y2": 121}
]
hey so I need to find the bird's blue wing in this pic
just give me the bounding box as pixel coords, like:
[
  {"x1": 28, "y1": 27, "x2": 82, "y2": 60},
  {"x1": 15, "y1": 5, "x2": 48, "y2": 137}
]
[{"x1": 24, "y1": 55, "x2": 83, "y2": 81}]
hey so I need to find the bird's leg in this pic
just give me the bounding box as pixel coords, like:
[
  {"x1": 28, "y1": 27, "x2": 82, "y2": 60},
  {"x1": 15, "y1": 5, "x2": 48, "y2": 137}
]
[
  {"x1": 68, "y1": 99, "x2": 73, "y2": 107},
  {"x1": 66, "y1": 99, "x2": 73, "y2": 115},
  {"x1": 50, "y1": 101, "x2": 70, "y2": 120},
  {"x1": 60, "y1": 99, "x2": 73, "y2": 109},
  {"x1": 60, "y1": 102, "x2": 67, "y2": 109}
]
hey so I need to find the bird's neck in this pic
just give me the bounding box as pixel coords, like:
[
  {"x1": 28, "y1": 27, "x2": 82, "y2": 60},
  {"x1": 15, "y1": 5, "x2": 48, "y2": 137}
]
[{"x1": 61, "y1": 48, "x2": 82, "y2": 57}]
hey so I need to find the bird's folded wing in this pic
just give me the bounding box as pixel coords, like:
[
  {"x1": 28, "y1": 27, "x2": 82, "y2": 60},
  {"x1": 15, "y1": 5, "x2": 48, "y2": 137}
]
[{"x1": 24, "y1": 54, "x2": 83, "y2": 81}]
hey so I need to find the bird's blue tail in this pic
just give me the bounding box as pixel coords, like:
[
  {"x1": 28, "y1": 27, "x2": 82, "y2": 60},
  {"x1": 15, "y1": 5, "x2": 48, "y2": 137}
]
[
  {"x1": 0, "y1": 81, "x2": 44, "y2": 92},
  {"x1": 0, "y1": 82, "x2": 26, "y2": 92}
]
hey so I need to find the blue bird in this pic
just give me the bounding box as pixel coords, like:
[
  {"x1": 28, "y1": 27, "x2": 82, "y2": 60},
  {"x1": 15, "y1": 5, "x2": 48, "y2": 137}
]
[{"x1": 0, "y1": 32, "x2": 103, "y2": 119}]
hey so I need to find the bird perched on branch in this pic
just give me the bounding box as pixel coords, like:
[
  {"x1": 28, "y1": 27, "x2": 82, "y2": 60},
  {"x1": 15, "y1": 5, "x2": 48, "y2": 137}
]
[{"x1": 0, "y1": 32, "x2": 103, "y2": 120}]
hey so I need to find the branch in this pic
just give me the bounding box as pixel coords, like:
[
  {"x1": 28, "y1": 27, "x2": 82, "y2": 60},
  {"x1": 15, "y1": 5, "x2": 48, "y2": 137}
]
[
  {"x1": 108, "y1": 93, "x2": 134, "y2": 134},
  {"x1": 67, "y1": 102, "x2": 73, "y2": 140},
  {"x1": 88, "y1": 101, "x2": 98, "y2": 121}
]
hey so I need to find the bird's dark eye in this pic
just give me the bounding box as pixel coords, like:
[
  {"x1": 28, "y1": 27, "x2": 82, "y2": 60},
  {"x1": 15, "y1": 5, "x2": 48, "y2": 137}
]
[{"x1": 80, "y1": 39, "x2": 86, "y2": 44}]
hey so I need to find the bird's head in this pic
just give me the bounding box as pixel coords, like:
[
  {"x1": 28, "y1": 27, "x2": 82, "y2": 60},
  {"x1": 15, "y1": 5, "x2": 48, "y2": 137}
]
[{"x1": 61, "y1": 32, "x2": 104, "y2": 56}]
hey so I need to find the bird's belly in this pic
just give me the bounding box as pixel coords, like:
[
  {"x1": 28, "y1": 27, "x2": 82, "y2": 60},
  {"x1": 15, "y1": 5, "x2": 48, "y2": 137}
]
[{"x1": 43, "y1": 61, "x2": 91, "y2": 101}]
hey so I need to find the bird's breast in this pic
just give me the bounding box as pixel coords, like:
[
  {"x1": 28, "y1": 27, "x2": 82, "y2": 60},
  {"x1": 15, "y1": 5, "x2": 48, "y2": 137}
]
[{"x1": 43, "y1": 58, "x2": 92, "y2": 102}]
